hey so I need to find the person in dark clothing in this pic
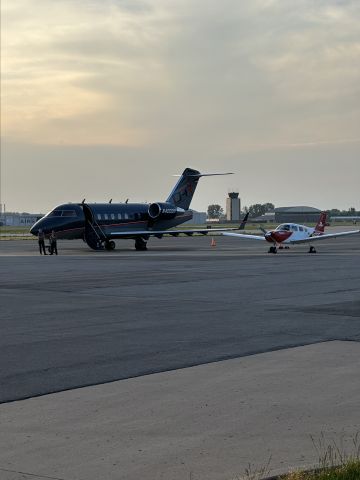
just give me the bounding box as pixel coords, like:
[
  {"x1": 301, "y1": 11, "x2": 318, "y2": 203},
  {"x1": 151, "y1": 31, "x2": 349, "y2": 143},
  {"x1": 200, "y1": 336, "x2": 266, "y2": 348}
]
[
  {"x1": 38, "y1": 229, "x2": 47, "y2": 255},
  {"x1": 49, "y1": 230, "x2": 58, "y2": 255}
]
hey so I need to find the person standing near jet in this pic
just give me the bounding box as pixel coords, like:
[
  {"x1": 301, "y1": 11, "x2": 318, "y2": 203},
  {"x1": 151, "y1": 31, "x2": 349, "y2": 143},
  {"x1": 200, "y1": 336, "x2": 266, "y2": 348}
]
[
  {"x1": 38, "y1": 229, "x2": 47, "y2": 255},
  {"x1": 49, "y1": 230, "x2": 58, "y2": 255}
]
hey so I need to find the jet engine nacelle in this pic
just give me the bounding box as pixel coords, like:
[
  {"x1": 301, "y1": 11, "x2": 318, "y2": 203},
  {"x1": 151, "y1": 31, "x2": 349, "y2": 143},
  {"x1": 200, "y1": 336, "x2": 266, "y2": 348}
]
[{"x1": 148, "y1": 202, "x2": 177, "y2": 220}]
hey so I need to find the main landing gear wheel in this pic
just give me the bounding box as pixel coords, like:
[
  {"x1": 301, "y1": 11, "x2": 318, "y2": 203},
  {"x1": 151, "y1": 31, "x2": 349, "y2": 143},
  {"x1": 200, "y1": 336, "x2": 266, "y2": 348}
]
[
  {"x1": 135, "y1": 238, "x2": 148, "y2": 251},
  {"x1": 104, "y1": 240, "x2": 116, "y2": 251},
  {"x1": 308, "y1": 246, "x2": 317, "y2": 254},
  {"x1": 268, "y1": 246, "x2": 277, "y2": 254}
]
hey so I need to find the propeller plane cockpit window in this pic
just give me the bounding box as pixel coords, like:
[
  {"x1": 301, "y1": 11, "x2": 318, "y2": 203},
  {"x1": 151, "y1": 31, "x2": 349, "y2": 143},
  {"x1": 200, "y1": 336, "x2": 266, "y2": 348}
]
[{"x1": 276, "y1": 224, "x2": 291, "y2": 231}]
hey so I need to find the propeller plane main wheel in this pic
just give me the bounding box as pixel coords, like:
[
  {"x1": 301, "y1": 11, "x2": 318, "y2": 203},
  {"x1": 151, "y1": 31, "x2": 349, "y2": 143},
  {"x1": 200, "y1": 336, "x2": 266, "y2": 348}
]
[
  {"x1": 308, "y1": 246, "x2": 316, "y2": 254},
  {"x1": 268, "y1": 246, "x2": 277, "y2": 254}
]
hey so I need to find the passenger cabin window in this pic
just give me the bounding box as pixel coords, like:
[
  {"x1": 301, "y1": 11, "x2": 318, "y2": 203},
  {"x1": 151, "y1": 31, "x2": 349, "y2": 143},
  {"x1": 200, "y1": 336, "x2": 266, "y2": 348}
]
[
  {"x1": 97, "y1": 214, "x2": 101, "y2": 220},
  {"x1": 291, "y1": 225, "x2": 298, "y2": 231},
  {"x1": 104, "y1": 214, "x2": 108, "y2": 220},
  {"x1": 124, "y1": 213, "x2": 128, "y2": 220},
  {"x1": 299, "y1": 226, "x2": 303, "y2": 232},
  {"x1": 111, "y1": 214, "x2": 115, "y2": 220},
  {"x1": 117, "y1": 213, "x2": 122, "y2": 220}
]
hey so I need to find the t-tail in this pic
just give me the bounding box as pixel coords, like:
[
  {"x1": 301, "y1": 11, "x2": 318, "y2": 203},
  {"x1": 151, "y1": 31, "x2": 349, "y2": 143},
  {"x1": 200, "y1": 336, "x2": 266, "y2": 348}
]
[
  {"x1": 314, "y1": 211, "x2": 327, "y2": 235},
  {"x1": 166, "y1": 168, "x2": 233, "y2": 210}
]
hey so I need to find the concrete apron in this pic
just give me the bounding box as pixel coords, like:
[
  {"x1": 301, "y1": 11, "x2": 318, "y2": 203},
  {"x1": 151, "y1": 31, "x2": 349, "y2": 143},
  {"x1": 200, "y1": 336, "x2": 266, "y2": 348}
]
[{"x1": 0, "y1": 341, "x2": 359, "y2": 480}]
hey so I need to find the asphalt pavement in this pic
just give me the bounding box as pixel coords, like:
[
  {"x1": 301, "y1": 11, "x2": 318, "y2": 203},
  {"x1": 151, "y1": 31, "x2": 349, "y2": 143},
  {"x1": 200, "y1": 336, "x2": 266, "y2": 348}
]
[{"x1": 0, "y1": 234, "x2": 359, "y2": 403}]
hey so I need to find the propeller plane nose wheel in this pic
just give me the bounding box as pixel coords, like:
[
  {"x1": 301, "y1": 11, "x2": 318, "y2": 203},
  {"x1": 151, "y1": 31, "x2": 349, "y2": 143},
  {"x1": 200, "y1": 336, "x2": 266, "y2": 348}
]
[
  {"x1": 308, "y1": 246, "x2": 317, "y2": 254},
  {"x1": 268, "y1": 246, "x2": 277, "y2": 254},
  {"x1": 104, "y1": 240, "x2": 116, "y2": 251}
]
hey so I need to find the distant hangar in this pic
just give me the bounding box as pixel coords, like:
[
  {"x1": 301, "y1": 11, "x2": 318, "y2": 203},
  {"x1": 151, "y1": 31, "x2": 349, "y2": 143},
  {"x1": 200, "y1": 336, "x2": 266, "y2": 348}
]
[{"x1": 275, "y1": 206, "x2": 321, "y2": 224}]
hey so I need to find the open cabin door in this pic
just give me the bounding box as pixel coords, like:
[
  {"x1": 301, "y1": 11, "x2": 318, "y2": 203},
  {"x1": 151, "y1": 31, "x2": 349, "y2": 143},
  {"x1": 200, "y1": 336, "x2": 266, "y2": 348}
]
[{"x1": 82, "y1": 204, "x2": 105, "y2": 250}]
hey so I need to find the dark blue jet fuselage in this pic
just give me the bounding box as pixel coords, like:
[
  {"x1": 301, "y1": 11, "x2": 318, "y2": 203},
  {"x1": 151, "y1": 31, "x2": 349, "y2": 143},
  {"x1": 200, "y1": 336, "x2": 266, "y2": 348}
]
[{"x1": 30, "y1": 202, "x2": 192, "y2": 245}]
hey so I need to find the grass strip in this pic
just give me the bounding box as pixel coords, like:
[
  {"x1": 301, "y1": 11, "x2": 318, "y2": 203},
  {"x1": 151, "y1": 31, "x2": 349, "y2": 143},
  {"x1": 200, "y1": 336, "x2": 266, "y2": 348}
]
[{"x1": 280, "y1": 460, "x2": 360, "y2": 480}]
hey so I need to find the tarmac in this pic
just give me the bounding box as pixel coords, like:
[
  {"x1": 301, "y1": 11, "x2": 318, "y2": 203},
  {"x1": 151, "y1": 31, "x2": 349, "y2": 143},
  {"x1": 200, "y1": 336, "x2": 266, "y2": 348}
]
[{"x1": 0, "y1": 232, "x2": 359, "y2": 479}]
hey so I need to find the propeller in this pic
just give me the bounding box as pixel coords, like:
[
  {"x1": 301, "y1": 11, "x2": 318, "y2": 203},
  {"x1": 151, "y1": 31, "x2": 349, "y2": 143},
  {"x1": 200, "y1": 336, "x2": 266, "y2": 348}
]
[{"x1": 259, "y1": 225, "x2": 268, "y2": 236}]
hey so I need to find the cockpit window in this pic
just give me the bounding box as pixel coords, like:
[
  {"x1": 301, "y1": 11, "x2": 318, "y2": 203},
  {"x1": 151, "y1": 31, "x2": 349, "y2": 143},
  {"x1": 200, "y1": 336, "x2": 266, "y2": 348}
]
[
  {"x1": 62, "y1": 210, "x2": 77, "y2": 217},
  {"x1": 48, "y1": 210, "x2": 63, "y2": 217},
  {"x1": 276, "y1": 224, "x2": 290, "y2": 231},
  {"x1": 47, "y1": 209, "x2": 77, "y2": 217}
]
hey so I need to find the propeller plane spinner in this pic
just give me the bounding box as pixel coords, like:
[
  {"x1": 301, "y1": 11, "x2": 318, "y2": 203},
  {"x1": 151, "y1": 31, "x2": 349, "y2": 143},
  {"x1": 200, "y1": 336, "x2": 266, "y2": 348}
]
[
  {"x1": 30, "y1": 168, "x2": 242, "y2": 251},
  {"x1": 223, "y1": 212, "x2": 360, "y2": 254}
]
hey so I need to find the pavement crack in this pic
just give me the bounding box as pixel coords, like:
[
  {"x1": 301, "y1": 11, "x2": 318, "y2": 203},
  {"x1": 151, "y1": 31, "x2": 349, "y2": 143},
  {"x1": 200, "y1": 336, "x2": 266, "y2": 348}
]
[{"x1": 0, "y1": 467, "x2": 69, "y2": 480}]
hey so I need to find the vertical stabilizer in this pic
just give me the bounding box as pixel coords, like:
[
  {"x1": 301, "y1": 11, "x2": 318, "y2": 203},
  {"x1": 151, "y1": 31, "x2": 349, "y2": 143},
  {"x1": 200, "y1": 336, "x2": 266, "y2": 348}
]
[
  {"x1": 314, "y1": 211, "x2": 327, "y2": 235},
  {"x1": 166, "y1": 168, "x2": 201, "y2": 210}
]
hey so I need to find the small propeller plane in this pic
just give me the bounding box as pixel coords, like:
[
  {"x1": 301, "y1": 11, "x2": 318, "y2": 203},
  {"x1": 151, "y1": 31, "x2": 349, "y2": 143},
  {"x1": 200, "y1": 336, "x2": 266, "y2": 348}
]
[
  {"x1": 222, "y1": 211, "x2": 360, "y2": 254},
  {"x1": 30, "y1": 168, "x2": 247, "y2": 251}
]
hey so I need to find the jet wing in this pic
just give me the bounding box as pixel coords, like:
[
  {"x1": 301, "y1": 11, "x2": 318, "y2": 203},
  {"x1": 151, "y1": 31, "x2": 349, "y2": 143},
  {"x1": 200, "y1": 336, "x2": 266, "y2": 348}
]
[
  {"x1": 222, "y1": 232, "x2": 266, "y2": 241},
  {"x1": 110, "y1": 227, "x2": 240, "y2": 238},
  {"x1": 289, "y1": 229, "x2": 360, "y2": 244}
]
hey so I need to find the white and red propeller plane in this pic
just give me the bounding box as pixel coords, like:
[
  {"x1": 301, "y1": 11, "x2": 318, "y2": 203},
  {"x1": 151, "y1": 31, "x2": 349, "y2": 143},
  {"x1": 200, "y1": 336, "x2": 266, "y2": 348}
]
[{"x1": 222, "y1": 212, "x2": 359, "y2": 254}]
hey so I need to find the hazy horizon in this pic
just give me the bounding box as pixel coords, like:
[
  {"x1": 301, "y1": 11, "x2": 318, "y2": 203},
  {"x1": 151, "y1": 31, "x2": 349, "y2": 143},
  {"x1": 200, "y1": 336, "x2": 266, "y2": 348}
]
[{"x1": 2, "y1": 0, "x2": 359, "y2": 213}]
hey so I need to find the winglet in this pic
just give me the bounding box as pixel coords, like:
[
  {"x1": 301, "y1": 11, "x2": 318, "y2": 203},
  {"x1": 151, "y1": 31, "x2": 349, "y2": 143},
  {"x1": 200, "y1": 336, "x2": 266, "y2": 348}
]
[{"x1": 239, "y1": 212, "x2": 249, "y2": 230}]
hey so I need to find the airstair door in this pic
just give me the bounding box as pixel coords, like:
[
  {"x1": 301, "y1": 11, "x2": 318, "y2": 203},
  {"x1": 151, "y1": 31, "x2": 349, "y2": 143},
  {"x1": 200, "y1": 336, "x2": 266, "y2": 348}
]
[{"x1": 82, "y1": 204, "x2": 104, "y2": 250}]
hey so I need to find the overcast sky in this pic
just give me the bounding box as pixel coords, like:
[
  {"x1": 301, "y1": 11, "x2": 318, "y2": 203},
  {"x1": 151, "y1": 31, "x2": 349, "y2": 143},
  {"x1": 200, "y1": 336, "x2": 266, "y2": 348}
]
[{"x1": 1, "y1": 0, "x2": 359, "y2": 213}]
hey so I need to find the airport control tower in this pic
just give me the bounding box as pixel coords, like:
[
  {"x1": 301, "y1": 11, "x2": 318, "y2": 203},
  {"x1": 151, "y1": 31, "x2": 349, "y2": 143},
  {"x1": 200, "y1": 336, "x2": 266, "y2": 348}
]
[{"x1": 226, "y1": 192, "x2": 241, "y2": 221}]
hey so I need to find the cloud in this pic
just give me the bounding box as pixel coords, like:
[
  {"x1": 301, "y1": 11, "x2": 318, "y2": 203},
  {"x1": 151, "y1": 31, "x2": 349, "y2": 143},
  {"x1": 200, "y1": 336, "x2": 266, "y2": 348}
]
[{"x1": 2, "y1": 0, "x2": 360, "y2": 151}]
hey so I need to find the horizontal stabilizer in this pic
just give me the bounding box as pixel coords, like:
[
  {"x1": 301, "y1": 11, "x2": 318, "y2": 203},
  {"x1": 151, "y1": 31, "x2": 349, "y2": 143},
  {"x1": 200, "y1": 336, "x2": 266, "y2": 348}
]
[{"x1": 173, "y1": 172, "x2": 233, "y2": 177}]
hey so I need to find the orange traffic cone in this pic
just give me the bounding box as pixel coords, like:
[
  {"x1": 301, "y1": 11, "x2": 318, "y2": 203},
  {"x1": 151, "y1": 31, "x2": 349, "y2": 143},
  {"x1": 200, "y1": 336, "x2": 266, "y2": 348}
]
[{"x1": 211, "y1": 237, "x2": 216, "y2": 247}]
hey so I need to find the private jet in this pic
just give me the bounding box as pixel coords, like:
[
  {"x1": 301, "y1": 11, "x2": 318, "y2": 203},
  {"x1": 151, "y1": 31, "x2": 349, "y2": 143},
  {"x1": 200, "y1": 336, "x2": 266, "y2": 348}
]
[{"x1": 30, "y1": 168, "x2": 247, "y2": 251}]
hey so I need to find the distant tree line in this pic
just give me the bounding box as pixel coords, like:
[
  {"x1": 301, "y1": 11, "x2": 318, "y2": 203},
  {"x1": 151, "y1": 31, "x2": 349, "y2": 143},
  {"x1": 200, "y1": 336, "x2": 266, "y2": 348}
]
[
  {"x1": 207, "y1": 204, "x2": 224, "y2": 219},
  {"x1": 207, "y1": 203, "x2": 275, "y2": 219},
  {"x1": 243, "y1": 203, "x2": 275, "y2": 218},
  {"x1": 207, "y1": 203, "x2": 359, "y2": 219},
  {"x1": 328, "y1": 208, "x2": 359, "y2": 217}
]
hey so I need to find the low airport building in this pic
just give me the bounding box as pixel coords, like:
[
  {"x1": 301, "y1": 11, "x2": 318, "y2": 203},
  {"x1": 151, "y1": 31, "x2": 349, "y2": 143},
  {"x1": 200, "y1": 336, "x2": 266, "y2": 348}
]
[
  {"x1": 184, "y1": 210, "x2": 207, "y2": 225},
  {"x1": 0, "y1": 212, "x2": 44, "y2": 227},
  {"x1": 251, "y1": 211, "x2": 276, "y2": 223},
  {"x1": 275, "y1": 206, "x2": 322, "y2": 224}
]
